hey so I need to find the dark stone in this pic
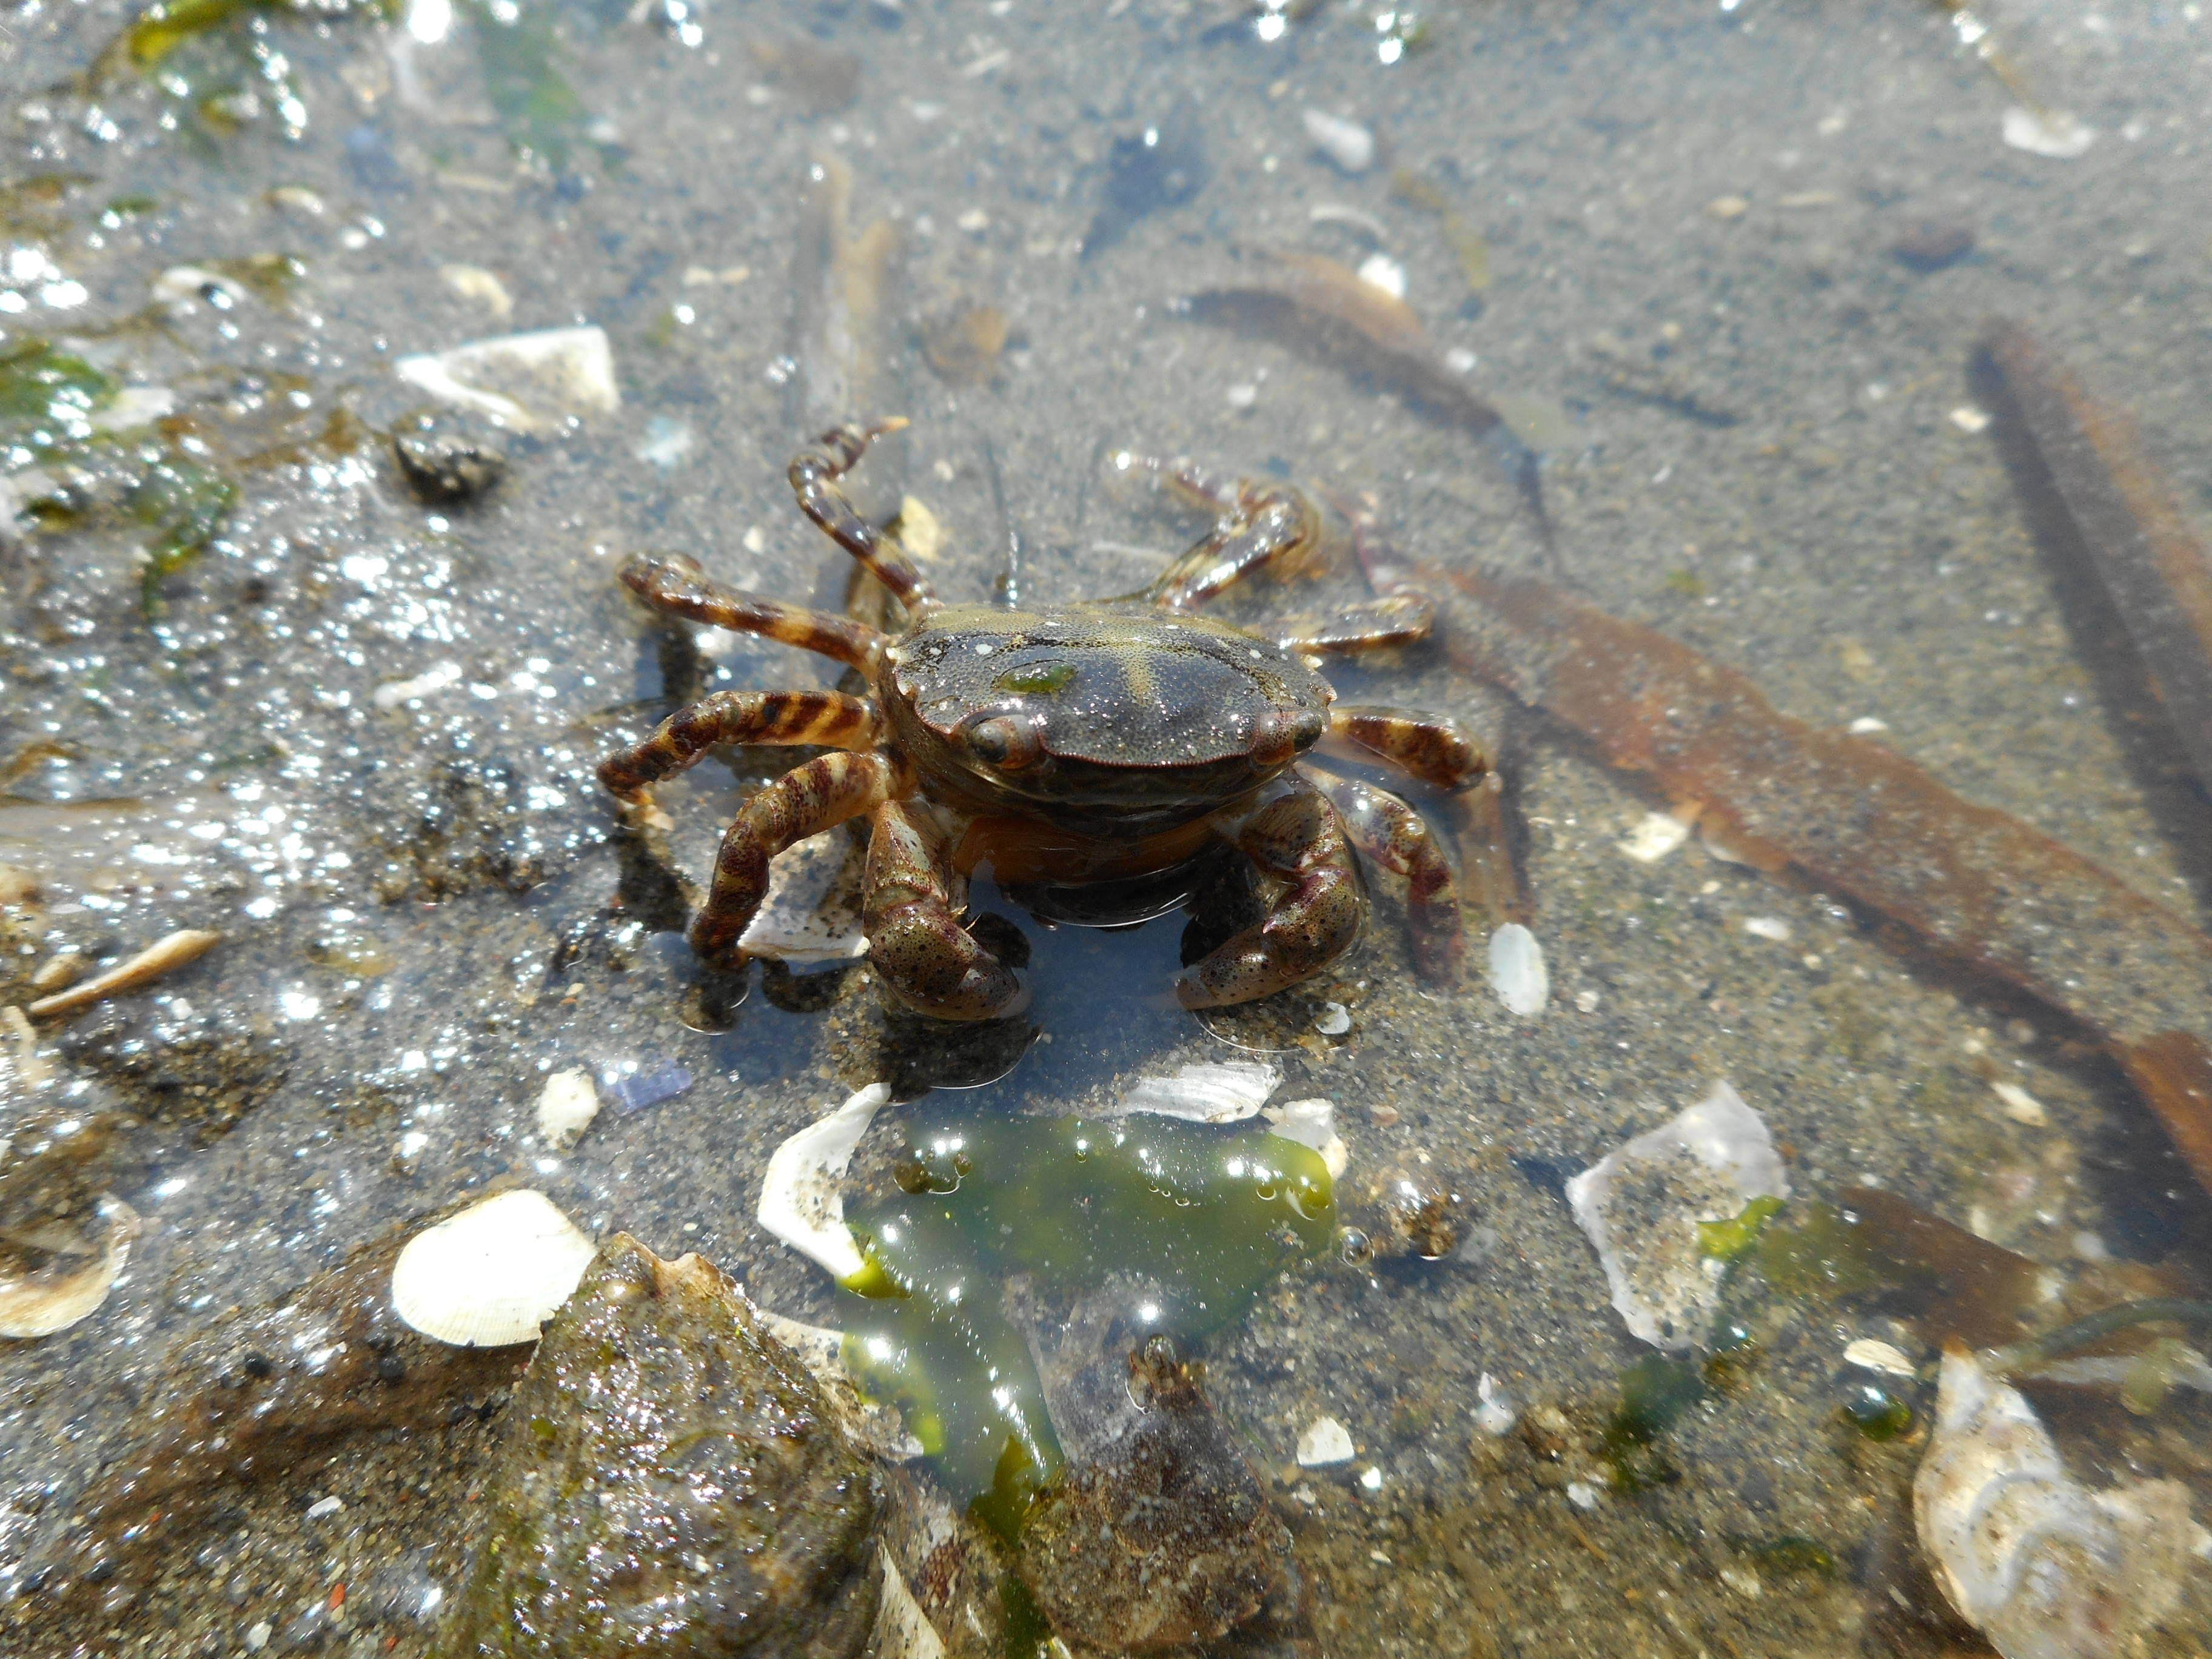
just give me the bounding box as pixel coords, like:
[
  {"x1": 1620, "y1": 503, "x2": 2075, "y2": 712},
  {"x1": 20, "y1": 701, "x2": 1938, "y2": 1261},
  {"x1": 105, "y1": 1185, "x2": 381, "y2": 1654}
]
[
  {"x1": 391, "y1": 409, "x2": 508, "y2": 506},
  {"x1": 1889, "y1": 218, "x2": 1976, "y2": 273}
]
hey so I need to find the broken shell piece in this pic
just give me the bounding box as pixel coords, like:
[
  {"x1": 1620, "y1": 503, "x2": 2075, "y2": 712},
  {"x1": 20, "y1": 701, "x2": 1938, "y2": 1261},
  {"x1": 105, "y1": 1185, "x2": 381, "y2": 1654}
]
[
  {"x1": 736, "y1": 830, "x2": 868, "y2": 964},
  {"x1": 757, "y1": 1084, "x2": 891, "y2": 1282},
  {"x1": 1263, "y1": 1097, "x2": 1349, "y2": 1179},
  {"x1": 27, "y1": 928, "x2": 221, "y2": 1019},
  {"x1": 1487, "y1": 923, "x2": 1549, "y2": 1017},
  {"x1": 1564, "y1": 1081, "x2": 1790, "y2": 1352},
  {"x1": 1844, "y1": 1337, "x2": 1918, "y2": 1376},
  {"x1": 438, "y1": 263, "x2": 512, "y2": 317},
  {"x1": 1106, "y1": 1061, "x2": 1280, "y2": 1124},
  {"x1": 1301, "y1": 108, "x2": 1375, "y2": 173},
  {"x1": 0, "y1": 1196, "x2": 138, "y2": 1339},
  {"x1": 393, "y1": 326, "x2": 619, "y2": 433},
  {"x1": 2002, "y1": 106, "x2": 2096, "y2": 159},
  {"x1": 1475, "y1": 1372, "x2": 1518, "y2": 1435},
  {"x1": 1296, "y1": 1415, "x2": 1356, "y2": 1467},
  {"x1": 1914, "y1": 1347, "x2": 2193, "y2": 1658},
  {"x1": 535, "y1": 1068, "x2": 600, "y2": 1150},
  {"x1": 1618, "y1": 810, "x2": 1695, "y2": 863},
  {"x1": 389, "y1": 1189, "x2": 595, "y2": 1347}
]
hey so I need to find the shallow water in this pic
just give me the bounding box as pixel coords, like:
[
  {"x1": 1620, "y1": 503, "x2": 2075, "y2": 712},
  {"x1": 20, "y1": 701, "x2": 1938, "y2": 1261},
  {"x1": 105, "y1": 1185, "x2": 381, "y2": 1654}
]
[{"x1": 4, "y1": 0, "x2": 2212, "y2": 1654}]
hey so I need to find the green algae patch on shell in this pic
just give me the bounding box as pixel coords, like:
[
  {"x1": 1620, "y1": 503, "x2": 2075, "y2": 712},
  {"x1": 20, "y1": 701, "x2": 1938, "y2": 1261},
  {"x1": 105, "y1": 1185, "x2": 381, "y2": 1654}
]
[
  {"x1": 839, "y1": 1114, "x2": 1335, "y2": 1530},
  {"x1": 452, "y1": 1235, "x2": 881, "y2": 1658}
]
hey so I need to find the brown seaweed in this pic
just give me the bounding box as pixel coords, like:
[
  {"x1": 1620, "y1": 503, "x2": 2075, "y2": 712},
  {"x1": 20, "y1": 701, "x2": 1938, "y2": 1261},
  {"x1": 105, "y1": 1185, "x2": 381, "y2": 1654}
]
[
  {"x1": 1182, "y1": 250, "x2": 1501, "y2": 438},
  {"x1": 1362, "y1": 543, "x2": 2212, "y2": 1198},
  {"x1": 1975, "y1": 321, "x2": 2212, "y2": 796}
]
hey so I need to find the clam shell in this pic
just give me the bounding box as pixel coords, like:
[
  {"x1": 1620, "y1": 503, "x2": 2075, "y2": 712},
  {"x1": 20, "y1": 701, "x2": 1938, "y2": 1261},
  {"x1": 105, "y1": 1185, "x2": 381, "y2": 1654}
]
[
  {"x1": 0, "y1": 1197, "x2": 139, "y2": 1339},
  {"x1": 389, "y1": 1189, "x2": 595, "y2": 1347}
]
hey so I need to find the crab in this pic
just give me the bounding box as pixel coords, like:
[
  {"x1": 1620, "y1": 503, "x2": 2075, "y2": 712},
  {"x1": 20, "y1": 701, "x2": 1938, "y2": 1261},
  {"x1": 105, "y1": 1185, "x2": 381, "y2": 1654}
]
[{"x1": 597, "y1": 419, "x2": 1497, "y2": 1021}]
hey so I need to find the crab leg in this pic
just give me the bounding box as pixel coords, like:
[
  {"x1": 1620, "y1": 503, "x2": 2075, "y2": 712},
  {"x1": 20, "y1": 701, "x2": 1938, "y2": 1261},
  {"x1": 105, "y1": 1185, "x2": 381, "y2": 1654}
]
[
  {"x1": 1324, "y1": 706, "x2": 1490, "y2": 789},
  {"x1": 619, "y1": 551, "x2": 886, "y2": 670},
  {"x1": 598, "y1": 691, "x2": 888, "y2": 803},
  {"x1": 1176, "y1": 777, "x2": 1362, "y2": 1009},
  {"x1": 862, "y1": 800, "x2": 1025, "y2": 1021},
  {"x1": 790, "y1": 420, "x2": 939, "y2": 614},
  {"x1": 1139, "y1": 468, "x2": 1326, "y2": 609},
  {"x1": 1265, "y1": 594, "x2": 1436, "y2": 654},
  {"x1": 1305, "y1": 773, "x2": 1461, "y2": 984},
  {"x1": 689, "y1": 752, "x2": 903, "y2": 967}
]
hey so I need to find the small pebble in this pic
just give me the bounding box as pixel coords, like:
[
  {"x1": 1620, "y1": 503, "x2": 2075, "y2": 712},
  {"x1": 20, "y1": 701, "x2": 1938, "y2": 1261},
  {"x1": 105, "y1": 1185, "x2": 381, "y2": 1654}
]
[
  {"x1": 1948, "y1": 405, "x2": 1991, "y2": 434},
  {"x1": 1565, "y1": 1480, "x2": 1601, "y2": 1510},
  {"x1": 1889, "y1": 218, "x2": 1976, "y2": 273},
  {"x1": 1316, "y1": 1002, "x2": 1351, "y2": 1036},
  {"x1": 1358, "y1": 1466, "x2": 1384, "y2": 1491},
  {"x1": 245, "y1": 1622, "x2": 272, "y2": 1652},
  {"x1": 1226, "y1": 382, "x2": 1258, "y2": 411},
  {"x1": 1743, "y1": 916, "x2": 1793, "y2": 943},
  {"x1": 305, "y1": 1495, "x2": 344, "y2": 1520},
  {"x1": 1442, "y1": 346, "x2": 1478, "y2": 374},
  {"x1": 392, "y1": 409, "x2": 507, "y2": 506},
  {"x1": 1574, "y1": 988, "x2": 1600, "y2": 1014},
  {"x1": 1369, "y1": 1103, "x2": 1400, "y2": 1127},
  {"x1": 1706, "y1": 195, "x2": 1750, "y2": 220},
  {"x1": 1848, "y1": 716, "x2": 1890, "y2": 734},
  {"x1": 1301, "y1": 107, "x2": 1375, "y2": 173}
]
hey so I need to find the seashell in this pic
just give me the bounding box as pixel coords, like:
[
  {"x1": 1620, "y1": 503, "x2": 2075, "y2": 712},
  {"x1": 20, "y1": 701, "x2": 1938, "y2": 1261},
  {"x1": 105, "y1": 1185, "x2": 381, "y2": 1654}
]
[
  {"x1": 1914, "y1": 1347, "x2": 2194, "y2": 1658},
  {"x1": 389, "y1": 1188, "x2": 596, "y2": 1347},
  {"x1": 27, "y1": 928, "x2": 221, "y2": 1019},
  {"x1": 1487, "y1": 924, "x2": 1549, "y2": 1016},
  {"x1": 1107, "y1": 1061, "x2": 1279, "y2": 1124},
  {"x1": 0, "y1": 1196, "x2": 138, "y2": 1339},
  {"x1": 757, "y1": 1084, "x2": 891, "y2": 1282},
  {"x1": 535, "y1": 1068, "x2": 600, "y2": 1150}
]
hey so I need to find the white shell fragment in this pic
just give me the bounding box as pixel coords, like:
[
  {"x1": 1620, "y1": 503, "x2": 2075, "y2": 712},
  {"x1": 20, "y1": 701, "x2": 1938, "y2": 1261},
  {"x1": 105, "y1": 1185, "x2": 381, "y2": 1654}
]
[
  {"x1": 757, "y1": 1084, "x2": 891, "y2": 1282},
  {"x1": 389, "y1": 1189, "x2": 595, "y2": 1347},
  {"x1": 1564, "y1": 1081, "x2": 1790, "y2": 1352},
  {"x1": 1301, "y1": 107, "x2": 1375, "y2": 173},
  {"x1": 872, "y1": 1550, "x2": 950, "y2": 1659},
  {"x1": 1618, "y1": 811, "x2": 1694, "y2": 863},
  {"x1": 1475, "y1": 1372, "x2": 1518, "y2": 1436},
  {"x1": 535, "y1": 1068, "x2": 600, "y2": 1151},
  {"x1": 2002, "y1": 106, "x2": 2096, "y2": 159},
  {"x1": 1296, "y1": 1415, "x2": 1356, "y2": 1467},
  {"x1": 394, "y1": 325, "x2": 620, "y2": 433},
  {"x1": 1989, "y1": 1081, "x2": 2048, "y2": 1127},
  {"x1": 1263, "y1": 1097, "x2": 1349, "y2": 1179},
  {"x1": 1915, "y1": 1348, "x2": 2194, "y2": 1658},
  {"x1": 1843, "y1": 1338, "x2": 1918, "y2": 1377},
  {"x1": 27, "y1": 928, "x2": 222, "y2": 1019},
  {"x1": 736, "y1": 830, "x2": 868, "y2": 964},
  {"x1": 1487, "y1": 924, "x2": 1549, "y2": 1017},
  {"x1": 372, "y1": 662, "x2": 463, "y2": 709},
  {"x1": 438, "y1": 263, "x2": 513, "y2": 317},
  {"x1": 1107, "y1": 1061, "x2": 1280, "y2": 1124},
  {"x1": 0, "y1": 1196, "x2": 139, "y2": 1339},
  {"x1": 1742, "y1": 916, "x2": 1793, "y2": 943}
]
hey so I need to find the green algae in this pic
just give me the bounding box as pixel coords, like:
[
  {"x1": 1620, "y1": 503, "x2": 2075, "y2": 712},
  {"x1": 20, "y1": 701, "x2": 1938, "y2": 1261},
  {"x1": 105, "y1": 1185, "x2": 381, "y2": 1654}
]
[
  {"x1": 119, "y1": 0, "x2": 396, "y2": 73},
  {"x1": 0, "y1": 339, "x2": 118, "y2": 442},
  {"x1": 460, "y1": 0, "x2": 589, "y2": 171},
  {"x1": 839, "y1": 1113, "x2": 1335, "y2": 1537},
  {"x1": 1698, "y1": 1193, "x2": 1783, "y2": 1264},
  {"x1": 1839, "y1": 1381, "x2": 1914, "y2": 1441}
]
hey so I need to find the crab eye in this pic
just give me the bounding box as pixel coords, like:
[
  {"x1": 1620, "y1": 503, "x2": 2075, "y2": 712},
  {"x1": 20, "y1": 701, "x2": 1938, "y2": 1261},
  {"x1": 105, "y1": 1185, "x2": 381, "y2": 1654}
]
[{"x1": 964, "y1": 714, "x2": 1042, "y2": 771}]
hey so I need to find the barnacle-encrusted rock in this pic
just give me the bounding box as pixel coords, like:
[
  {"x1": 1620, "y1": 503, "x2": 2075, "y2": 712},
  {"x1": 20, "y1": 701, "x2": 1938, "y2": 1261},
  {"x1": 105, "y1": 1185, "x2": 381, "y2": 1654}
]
[
  {"x1": 452, "y1": 1235, "x2": 882, "y2": 1657},
  {"x1": 1018, "y1": 1290, "x2": 1295, "y2": 1654}
]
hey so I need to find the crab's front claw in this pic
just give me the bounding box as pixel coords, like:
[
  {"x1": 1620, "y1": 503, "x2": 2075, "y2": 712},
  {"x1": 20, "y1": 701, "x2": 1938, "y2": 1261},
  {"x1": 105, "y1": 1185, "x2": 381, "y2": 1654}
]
[
  {"x1": 1175, "y1": 780, "x2": 1364, "y2": 1009},
  {"x1": 863, "y1": 800, "x2": 1027, "y2": 1022}
]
